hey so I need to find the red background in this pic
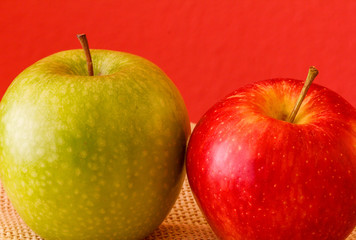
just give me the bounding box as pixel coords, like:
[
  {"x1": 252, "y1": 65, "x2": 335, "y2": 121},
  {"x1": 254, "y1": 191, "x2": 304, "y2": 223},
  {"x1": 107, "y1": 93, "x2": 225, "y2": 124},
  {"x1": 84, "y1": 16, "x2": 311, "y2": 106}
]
[{"x1": 1, "y1": 0, "x2": 356, "y2": 122}]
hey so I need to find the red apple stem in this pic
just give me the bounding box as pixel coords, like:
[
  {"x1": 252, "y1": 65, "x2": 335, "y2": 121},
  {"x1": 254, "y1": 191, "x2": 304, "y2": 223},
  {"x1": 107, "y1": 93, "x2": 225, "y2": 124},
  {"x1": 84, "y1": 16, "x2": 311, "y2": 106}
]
[
  {"x1": 77, "y1": 34, "x2": 94, "y2": 76},
  {"x1": 287, "y1": 66, "x2": 319, "y2": 123}
]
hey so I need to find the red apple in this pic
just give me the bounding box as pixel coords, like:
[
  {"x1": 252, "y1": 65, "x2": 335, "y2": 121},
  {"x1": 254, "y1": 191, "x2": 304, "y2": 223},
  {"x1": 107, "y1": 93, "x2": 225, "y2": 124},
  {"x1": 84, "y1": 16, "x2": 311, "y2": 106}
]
[{"x1": 186, "y1": 67, "x2": 356, "y2": 239}]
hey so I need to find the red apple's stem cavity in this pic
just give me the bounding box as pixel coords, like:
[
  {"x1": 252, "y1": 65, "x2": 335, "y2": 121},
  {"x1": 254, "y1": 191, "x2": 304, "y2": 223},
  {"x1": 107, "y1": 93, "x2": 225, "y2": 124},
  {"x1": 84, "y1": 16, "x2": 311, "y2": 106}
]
[
  {"x1": 77, "y1": 34, "x2": 94, "y2": 76},
  {"x1": 287, "y1": 66, "x2": 319, "y2": 123}
]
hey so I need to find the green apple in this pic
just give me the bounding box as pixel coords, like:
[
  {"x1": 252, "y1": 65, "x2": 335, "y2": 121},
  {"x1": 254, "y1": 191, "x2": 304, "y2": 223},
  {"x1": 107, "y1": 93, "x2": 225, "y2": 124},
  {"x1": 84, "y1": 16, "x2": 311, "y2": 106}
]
[{"x1": 0, "y1": 48, "x2": 190, "y2": 239}]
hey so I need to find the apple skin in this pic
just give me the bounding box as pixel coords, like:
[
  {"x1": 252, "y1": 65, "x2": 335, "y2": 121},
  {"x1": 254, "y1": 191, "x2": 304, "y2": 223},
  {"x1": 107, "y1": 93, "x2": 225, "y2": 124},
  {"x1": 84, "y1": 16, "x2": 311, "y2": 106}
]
[
  {"x1": 186, "y1": 79, "x2": 356, "y2": 240},
  {"x1": 0, "y1": 49, "x2": 190, "y2": 240}
]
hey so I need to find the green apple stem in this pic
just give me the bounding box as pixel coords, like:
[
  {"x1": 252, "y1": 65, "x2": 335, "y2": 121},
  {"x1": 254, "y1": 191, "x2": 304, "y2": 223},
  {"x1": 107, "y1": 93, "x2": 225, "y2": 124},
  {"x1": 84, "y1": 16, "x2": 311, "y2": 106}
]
[
  {"x1": 77, "y1": 34, "x2": 94, "y2": 76},
  {"x1": 287, "y1": 66, "x2": 319, "y2": 123}
]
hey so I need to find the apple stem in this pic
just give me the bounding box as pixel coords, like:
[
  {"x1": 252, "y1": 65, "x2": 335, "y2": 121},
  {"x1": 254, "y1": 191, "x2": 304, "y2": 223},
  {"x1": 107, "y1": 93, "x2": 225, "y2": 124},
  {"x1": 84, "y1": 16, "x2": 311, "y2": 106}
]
[
  {"x1": 77, "y1": 34, "x2": 94, "y2": 76},
  {"x1": 287, "y1": 66, "x2": 319, "y2": 123}
]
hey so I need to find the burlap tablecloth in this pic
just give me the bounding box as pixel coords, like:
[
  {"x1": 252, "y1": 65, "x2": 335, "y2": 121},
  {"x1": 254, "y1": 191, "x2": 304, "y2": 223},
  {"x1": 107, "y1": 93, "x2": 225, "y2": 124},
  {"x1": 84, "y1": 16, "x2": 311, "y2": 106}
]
[{"x1": 0, "y1": 177, "x2": 355, "y2": 239}]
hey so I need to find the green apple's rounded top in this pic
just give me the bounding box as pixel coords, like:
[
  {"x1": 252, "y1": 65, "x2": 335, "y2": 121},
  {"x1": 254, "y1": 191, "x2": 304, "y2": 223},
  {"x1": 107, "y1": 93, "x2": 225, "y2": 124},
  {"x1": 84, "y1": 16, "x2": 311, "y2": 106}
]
[
  {"x1": 1, "y1": 49, "x2": 190, "y2": 128},
  {"x1": 1, "y1": 49, "x2": 191, "y2": 139},
  {"x1": 14, "y1": 49, "x2": 167, "y2": 77}
]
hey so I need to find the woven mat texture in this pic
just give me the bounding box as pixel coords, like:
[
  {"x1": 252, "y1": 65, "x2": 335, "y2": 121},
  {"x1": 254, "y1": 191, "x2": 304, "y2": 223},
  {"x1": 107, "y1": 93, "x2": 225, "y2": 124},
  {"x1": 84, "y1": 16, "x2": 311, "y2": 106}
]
[{"x1": 1, "y1": 178, "x2": 356, "y2": 239}]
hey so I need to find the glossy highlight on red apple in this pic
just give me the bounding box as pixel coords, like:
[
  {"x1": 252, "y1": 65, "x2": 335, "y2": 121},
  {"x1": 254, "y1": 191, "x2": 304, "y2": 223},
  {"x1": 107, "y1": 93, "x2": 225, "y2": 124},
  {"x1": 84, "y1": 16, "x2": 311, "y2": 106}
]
[{"x1": 186, "y1": 73, "x2": 356, "y2": 239}]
